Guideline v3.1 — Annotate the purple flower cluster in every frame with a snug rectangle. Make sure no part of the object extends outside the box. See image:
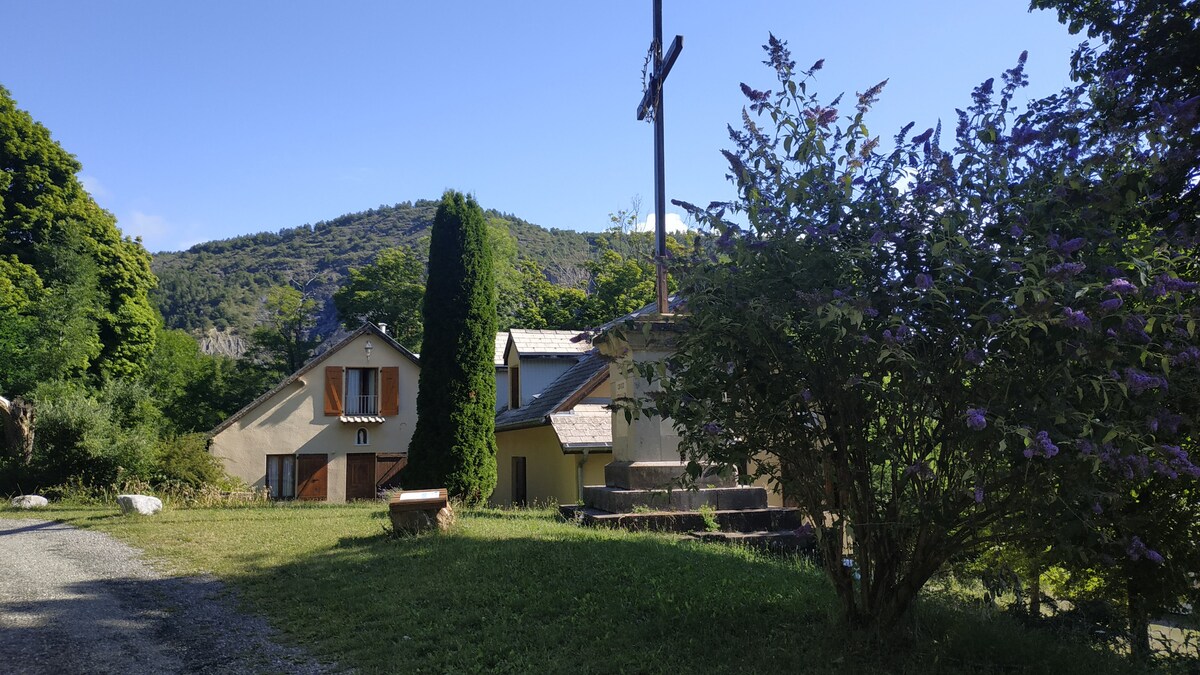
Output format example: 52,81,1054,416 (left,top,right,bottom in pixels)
1156,445,1200,479
1024,431,1059,459
703,422,722,436
1048,234,1086,256
973,485,985,504
1097,297,1123,313
882,324,912,345
1127,536,1165,565
1149,273,1199,297
915,273,933,290
1048,262,1085,279
1105,278,1138,295
965,408,987,431
964,348,985,366
1062,307,1092,330
1123,368,1168,395
1171,346,1200,367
